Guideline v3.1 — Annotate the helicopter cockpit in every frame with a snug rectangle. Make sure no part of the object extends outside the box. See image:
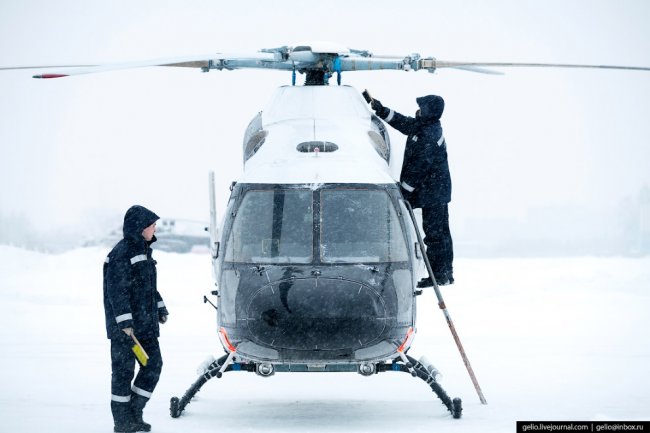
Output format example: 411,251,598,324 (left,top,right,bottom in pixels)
218,183,415,363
